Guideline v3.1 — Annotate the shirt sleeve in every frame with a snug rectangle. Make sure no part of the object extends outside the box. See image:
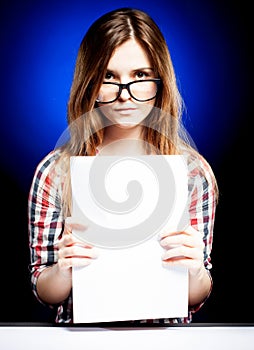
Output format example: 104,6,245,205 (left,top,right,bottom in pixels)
28,150,64,306
187,153,217,314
